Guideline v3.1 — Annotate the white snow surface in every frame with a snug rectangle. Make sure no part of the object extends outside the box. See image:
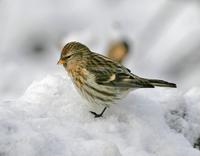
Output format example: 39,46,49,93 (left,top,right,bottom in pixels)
0,72,200,156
